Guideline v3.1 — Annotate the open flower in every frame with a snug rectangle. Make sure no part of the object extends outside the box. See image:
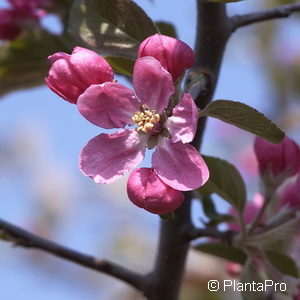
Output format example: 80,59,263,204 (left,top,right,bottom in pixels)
78,56,209,191
127,168,184,214
138,34,195,82
45,47,114,104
